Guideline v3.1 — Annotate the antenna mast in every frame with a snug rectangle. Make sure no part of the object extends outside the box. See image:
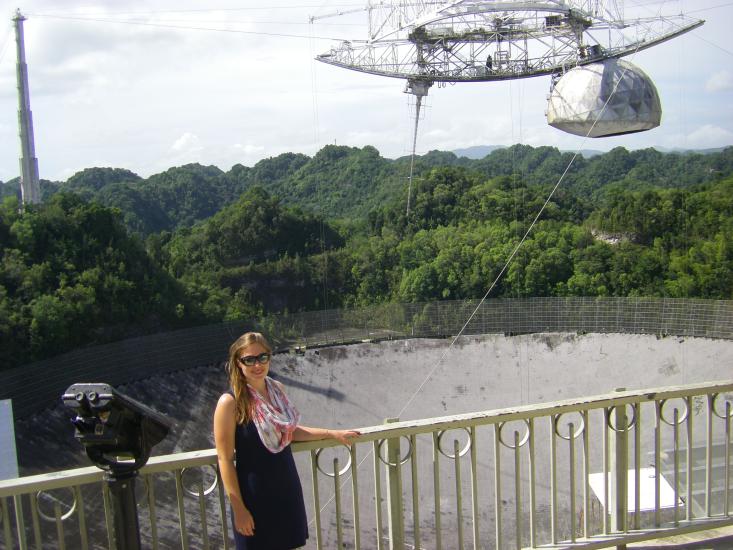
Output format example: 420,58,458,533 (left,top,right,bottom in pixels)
13,9,40,205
